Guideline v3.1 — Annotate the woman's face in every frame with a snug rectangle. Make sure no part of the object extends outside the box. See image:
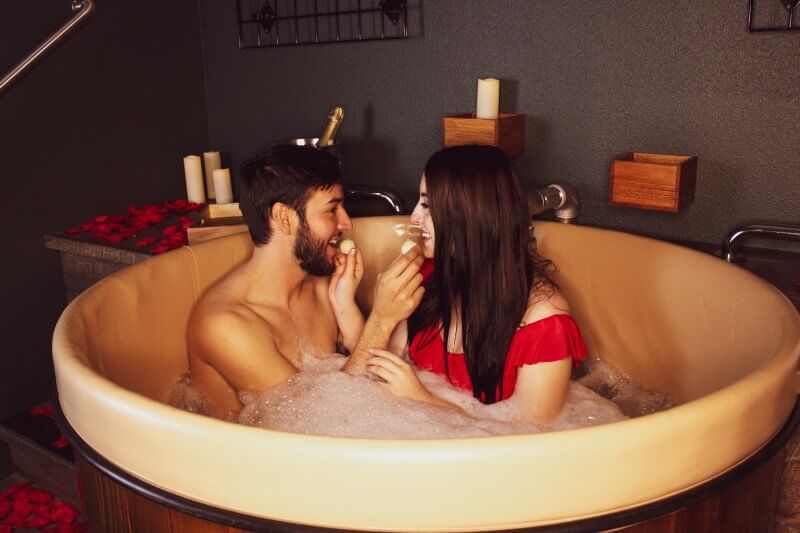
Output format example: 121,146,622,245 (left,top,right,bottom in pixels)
409,175,434,258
